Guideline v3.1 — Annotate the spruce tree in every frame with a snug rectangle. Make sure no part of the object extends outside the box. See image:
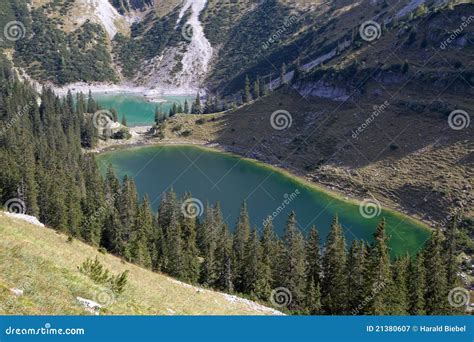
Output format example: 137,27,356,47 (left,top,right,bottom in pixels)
408,252,426,315
215,223,234,292
165,209,184,278
130,195,153,268
389,255,409,314
280,212,306,311
365,219,392,315
184,99,190,114
242,228,263,296
257,219,277,300
346,240,367,314
306,226,321,287
424,230,449,315
253,78,260,99
232,201,251,292
191,94,202,114
199,203,220,286
180,193,200,283
321,216,347,314
445,214,460,288
243,75,252,103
